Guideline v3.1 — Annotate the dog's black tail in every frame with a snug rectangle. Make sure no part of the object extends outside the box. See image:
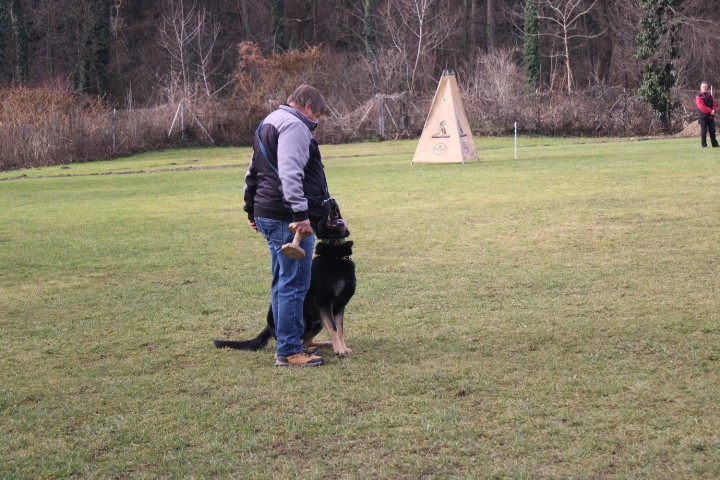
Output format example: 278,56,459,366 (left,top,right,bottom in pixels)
213,325,273,351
